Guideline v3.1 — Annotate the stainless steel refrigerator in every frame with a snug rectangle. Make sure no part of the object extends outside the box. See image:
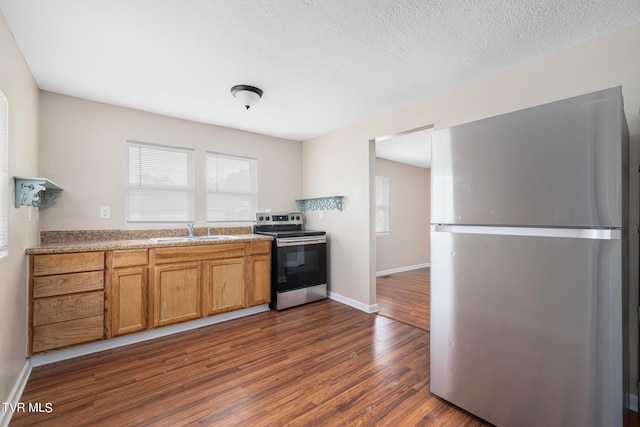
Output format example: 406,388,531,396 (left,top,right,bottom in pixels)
430,86,629,427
